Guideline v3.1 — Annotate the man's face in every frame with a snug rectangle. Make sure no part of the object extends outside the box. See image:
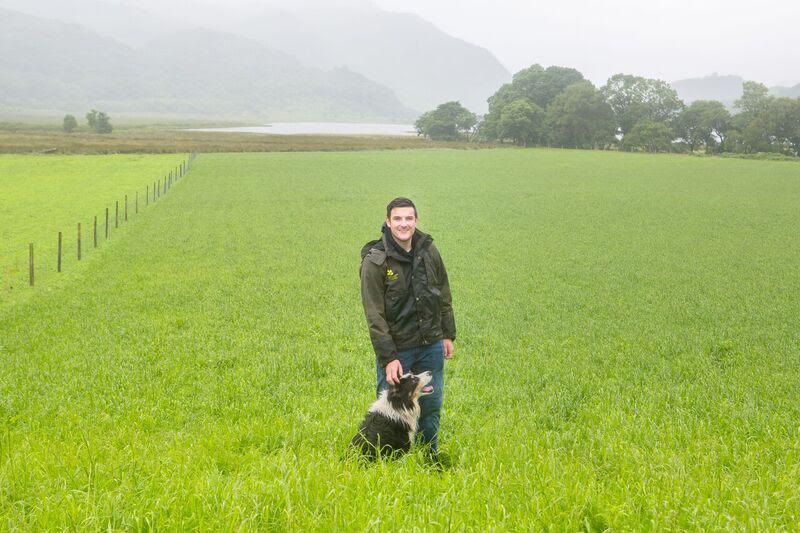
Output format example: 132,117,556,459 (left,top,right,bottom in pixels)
386,206,417,245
